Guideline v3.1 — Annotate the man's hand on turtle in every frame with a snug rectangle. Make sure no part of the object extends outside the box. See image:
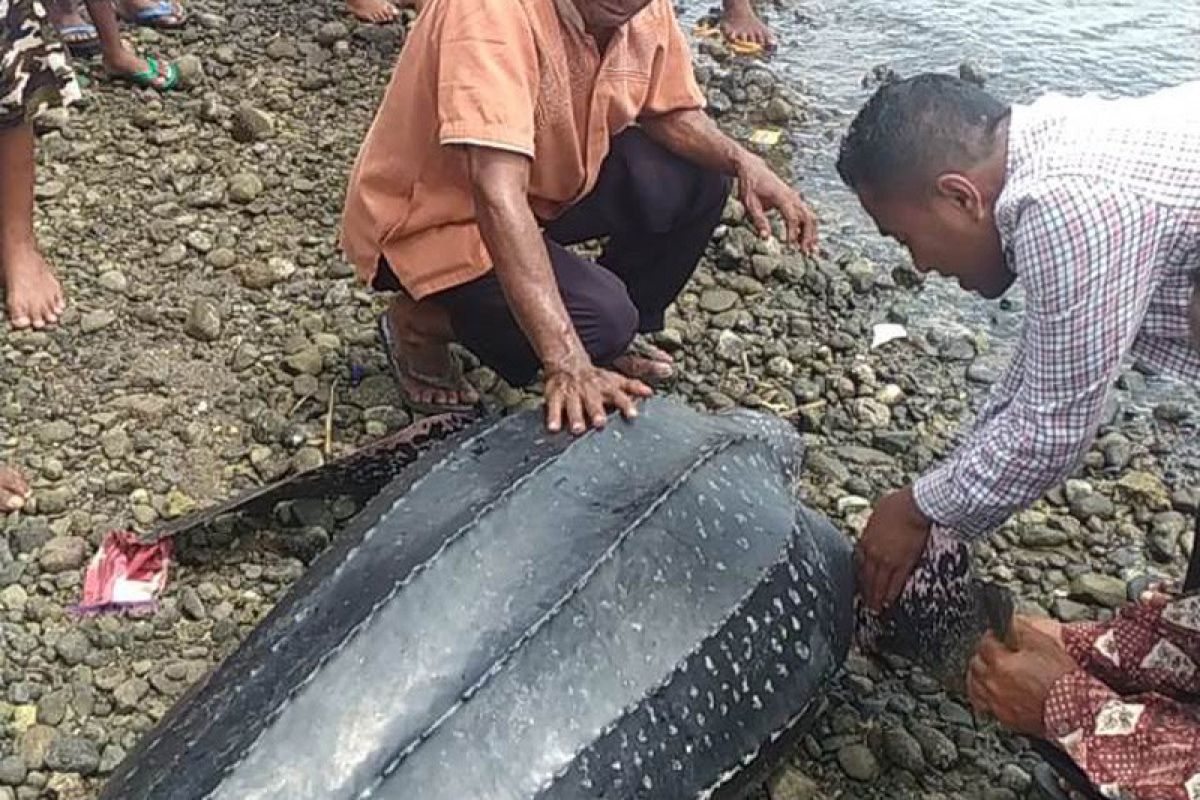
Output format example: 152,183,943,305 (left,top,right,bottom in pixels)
967,617,1078,738
735,154,818,255
544,354,652,435
856,485,932,613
